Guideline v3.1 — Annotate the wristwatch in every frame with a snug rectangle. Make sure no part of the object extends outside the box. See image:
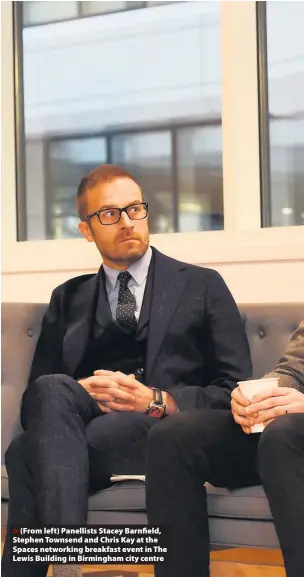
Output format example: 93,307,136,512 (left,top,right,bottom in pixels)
145,388,166,418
